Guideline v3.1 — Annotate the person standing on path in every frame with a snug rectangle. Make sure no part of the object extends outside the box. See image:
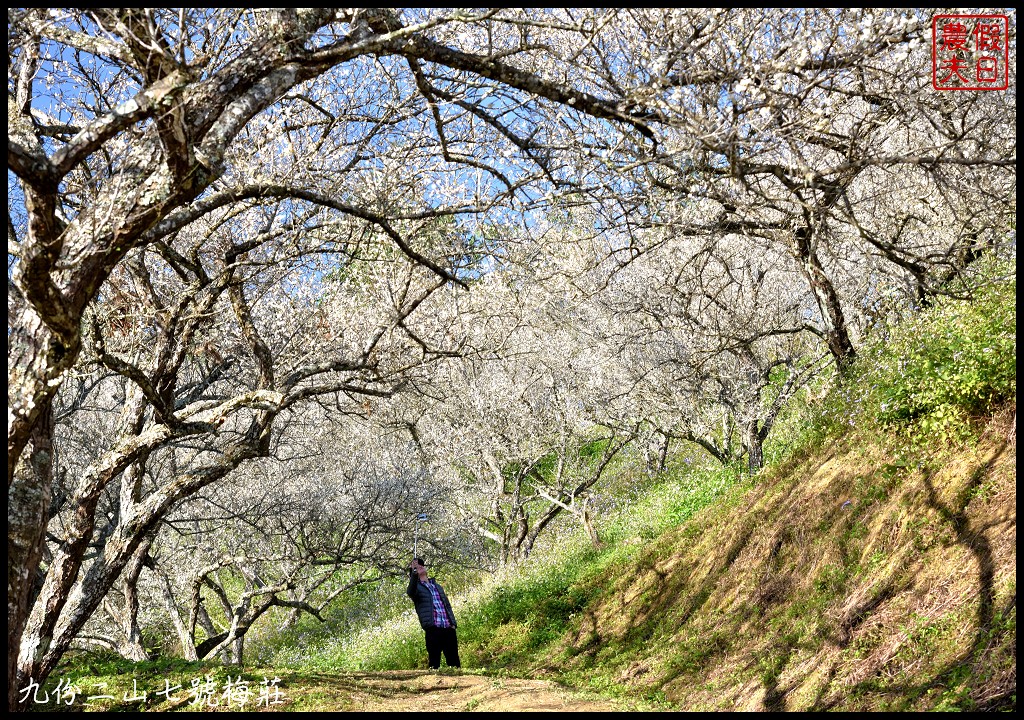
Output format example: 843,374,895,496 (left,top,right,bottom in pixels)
407,557,461,670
